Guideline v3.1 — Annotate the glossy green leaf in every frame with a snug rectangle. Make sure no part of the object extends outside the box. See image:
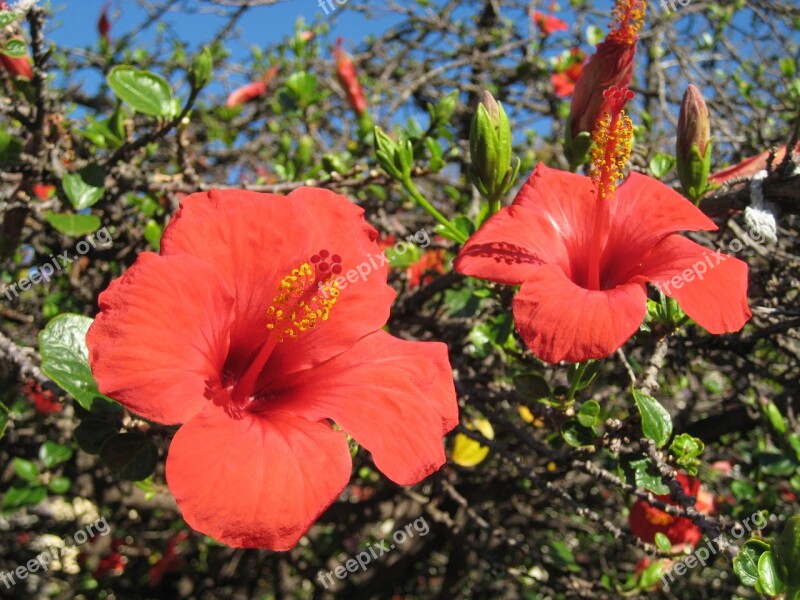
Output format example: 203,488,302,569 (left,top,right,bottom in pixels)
634,389,673,448
577,400,602,428
1,38,26,58
45,212,101,236
62,164,105,210
757,550,786,595
39,441,74,469
48,476,71,494
39,314,115,411
2,485,47,510
0,11,22,28
74,419,118,454
107,66,173,117
13,457,39,482
734,539,769,587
